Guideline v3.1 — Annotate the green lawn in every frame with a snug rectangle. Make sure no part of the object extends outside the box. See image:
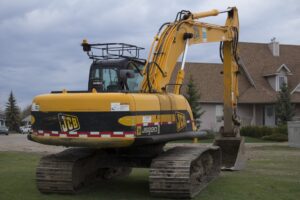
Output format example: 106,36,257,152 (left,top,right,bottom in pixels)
0,145,300,200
